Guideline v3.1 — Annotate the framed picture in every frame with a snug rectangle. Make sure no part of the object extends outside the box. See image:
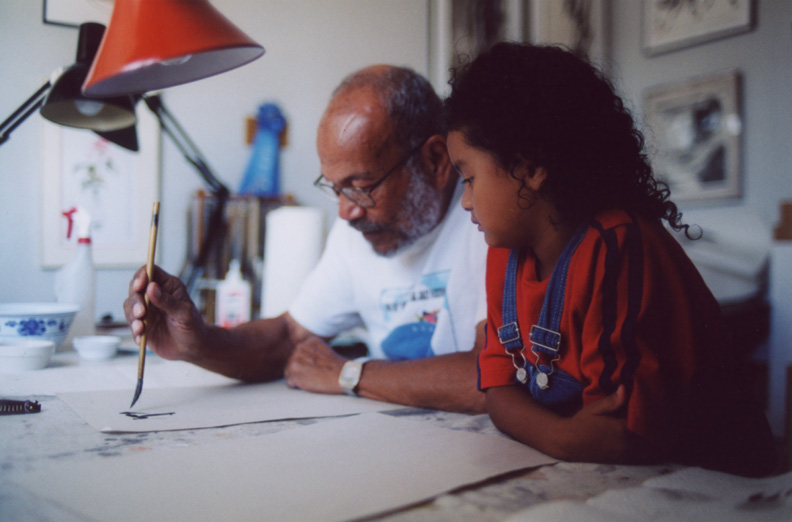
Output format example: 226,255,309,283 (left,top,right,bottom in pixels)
644,69,742,203
642,0,755,56
429,0,611,93
527,0,610,70
429,0,524,95
42,0,112,28
40,107,161,268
